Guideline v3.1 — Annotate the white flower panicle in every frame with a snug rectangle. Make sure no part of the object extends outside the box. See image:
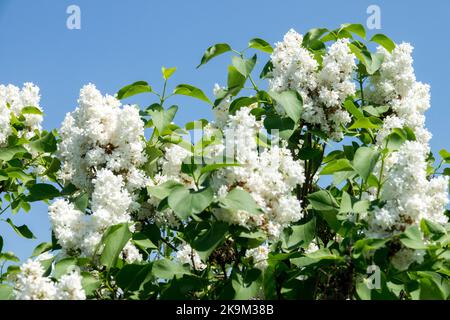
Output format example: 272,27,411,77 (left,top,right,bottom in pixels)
49,84,145,263
13,259,86,300
367,43,449,239
49,169,142,261
57,84,148,192
368,141,449,237
369,43,432,146
0,83,43,145
212,107,305,239
269,30,356,140
176,244,207,271
245,245,269,270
